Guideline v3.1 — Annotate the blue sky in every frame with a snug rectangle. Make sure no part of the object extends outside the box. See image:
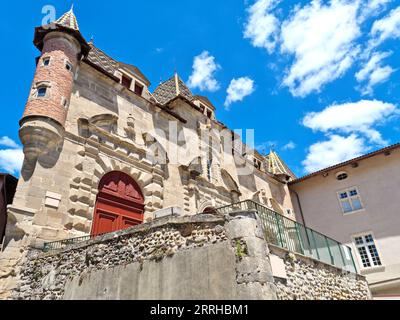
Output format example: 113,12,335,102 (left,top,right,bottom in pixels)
0,0,399,177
